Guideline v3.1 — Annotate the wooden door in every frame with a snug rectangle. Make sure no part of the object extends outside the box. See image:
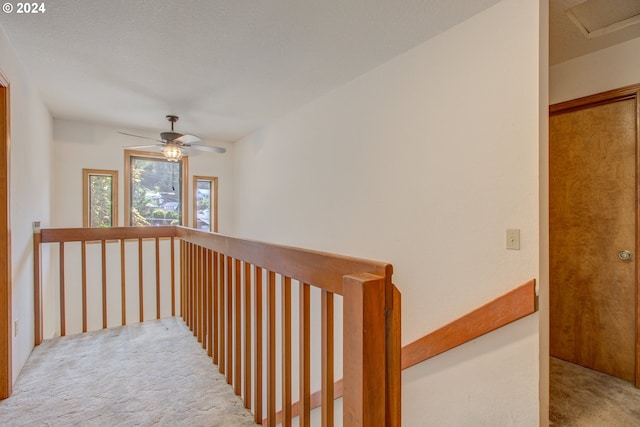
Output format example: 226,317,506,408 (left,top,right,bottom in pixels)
550,94,638,384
